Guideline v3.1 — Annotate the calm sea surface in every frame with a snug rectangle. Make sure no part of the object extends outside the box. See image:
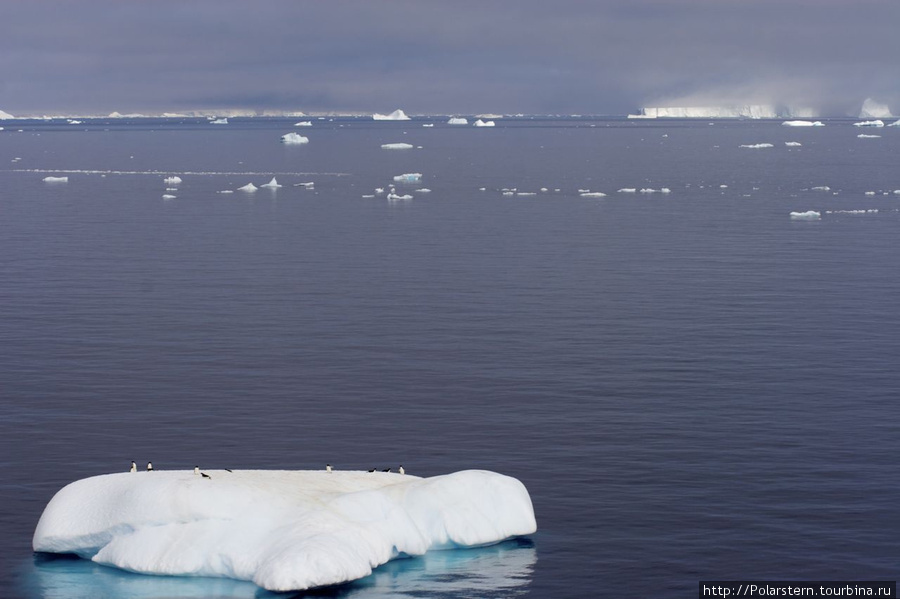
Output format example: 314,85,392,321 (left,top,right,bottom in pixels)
1,117,898,598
